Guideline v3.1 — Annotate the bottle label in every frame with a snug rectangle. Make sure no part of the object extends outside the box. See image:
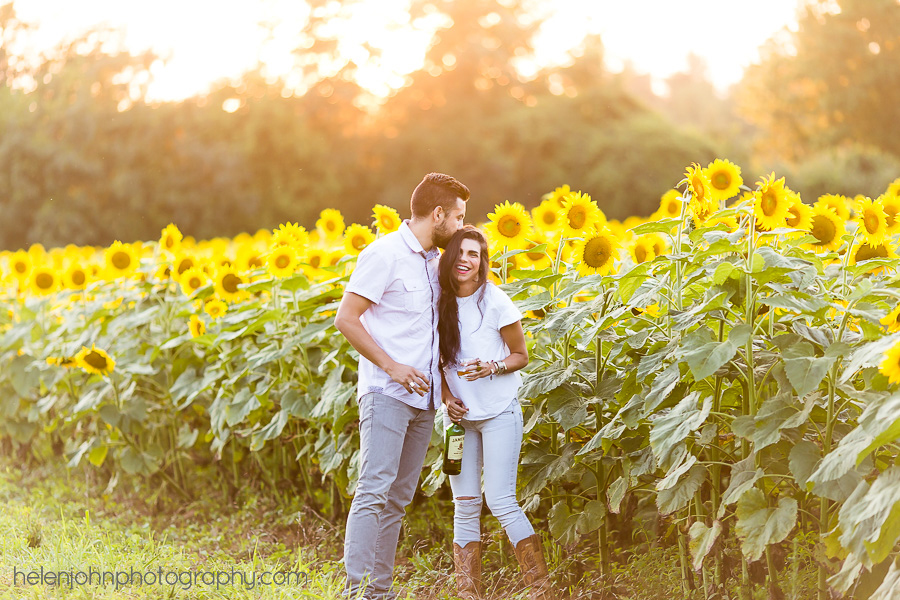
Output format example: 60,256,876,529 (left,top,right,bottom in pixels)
447,435,464,460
